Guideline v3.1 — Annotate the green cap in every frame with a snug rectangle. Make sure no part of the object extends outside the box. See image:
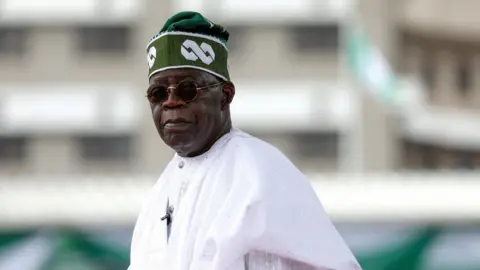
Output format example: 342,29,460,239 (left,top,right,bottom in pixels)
146,11,230,81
